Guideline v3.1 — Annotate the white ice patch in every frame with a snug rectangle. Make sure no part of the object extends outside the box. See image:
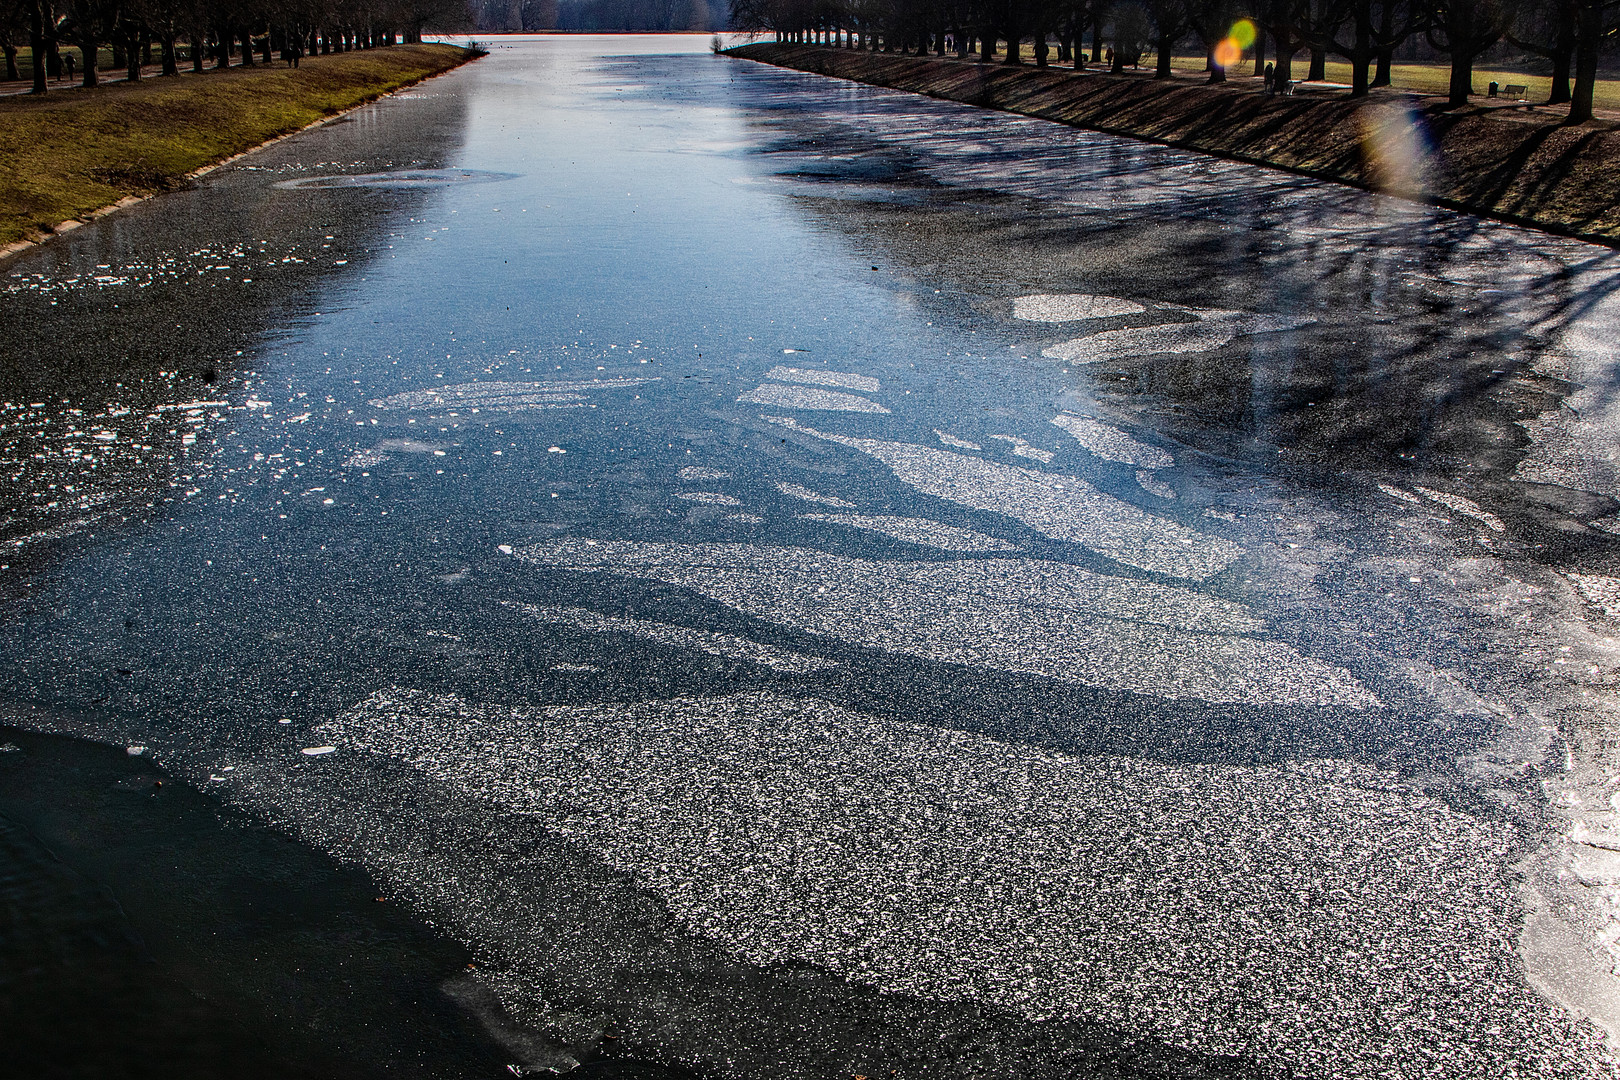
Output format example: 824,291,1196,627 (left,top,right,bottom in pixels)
988,435,1055,463
775,482,856,508
764,366,881,393
1414,486,1506,532
505,601,837,673
798,513,1017,552
765,417,1241,580
1052,414,1174,469
674,491,743,506
513,540,1373,707
678,466,731,481
368,379,656,414
1011,293,1146,322
934,429,981,451
1569,574,1620,620
1377,482,1423,505
343,448,389,469
1043,314,1307,365
738,384,889,414
322,688,1519,1077
1136,471,1176,499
